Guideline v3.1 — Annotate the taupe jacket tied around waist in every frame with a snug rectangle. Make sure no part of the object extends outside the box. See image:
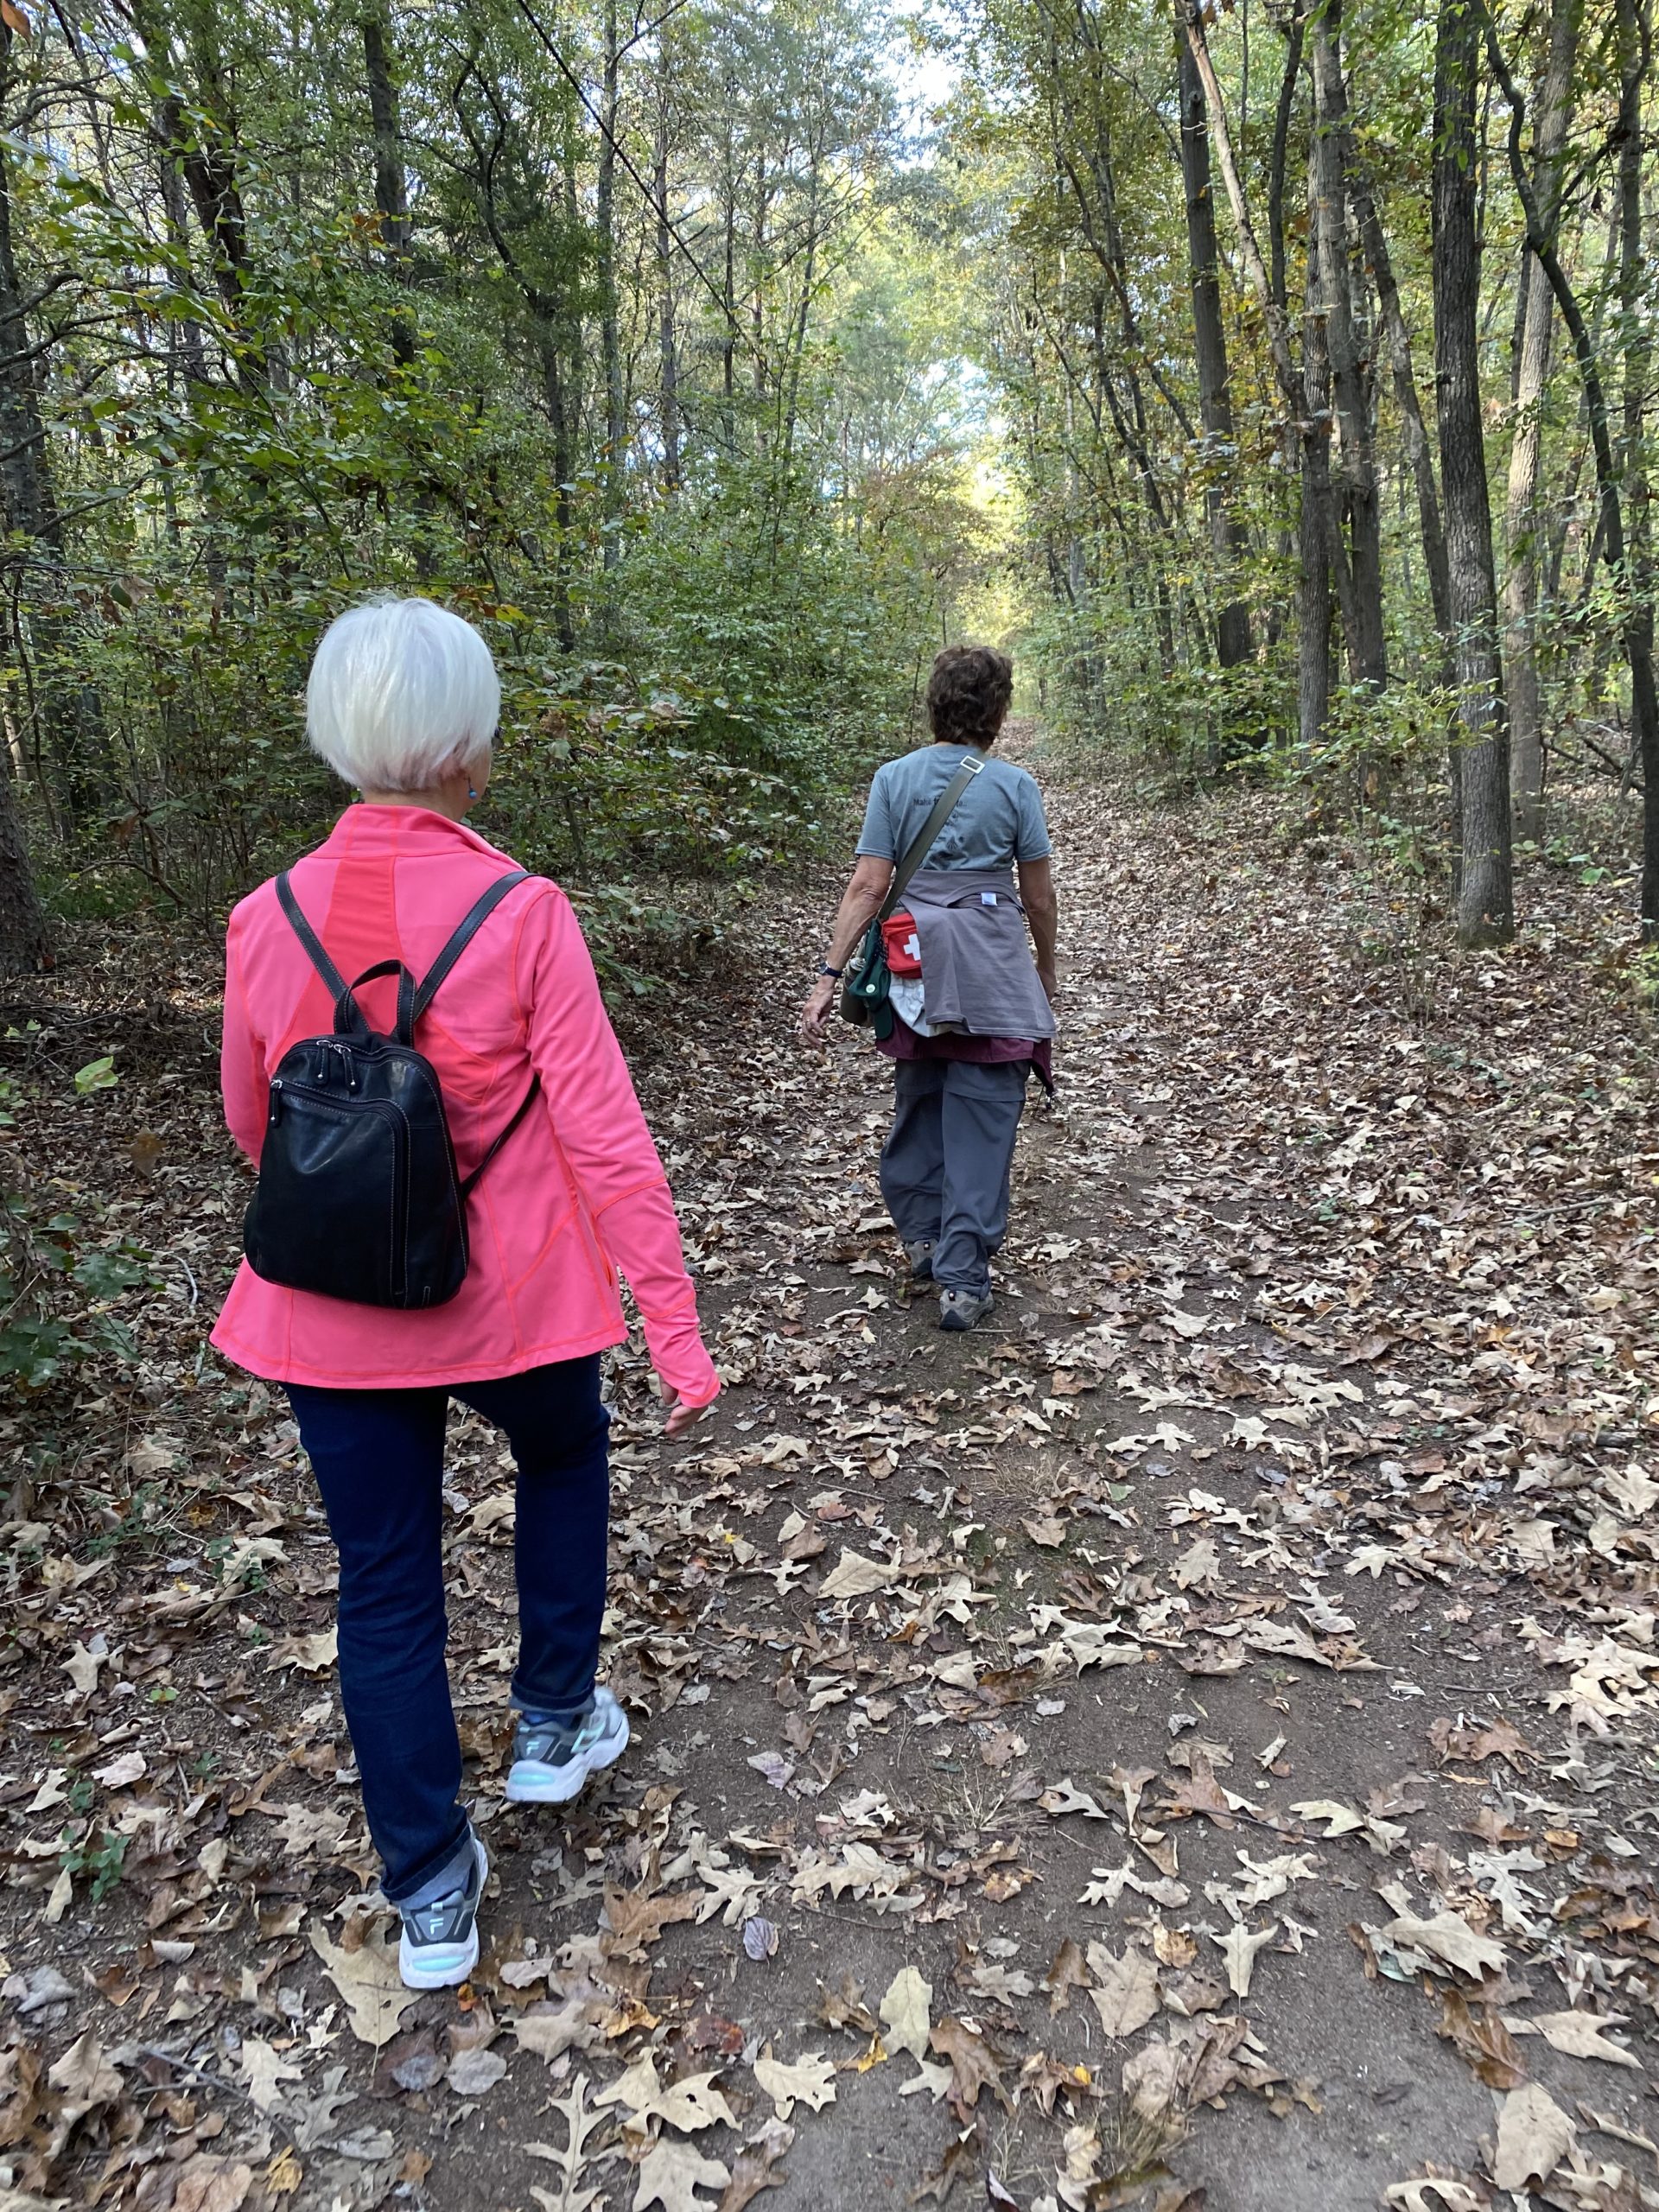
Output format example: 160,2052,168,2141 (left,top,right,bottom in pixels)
904,868,1056,1041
